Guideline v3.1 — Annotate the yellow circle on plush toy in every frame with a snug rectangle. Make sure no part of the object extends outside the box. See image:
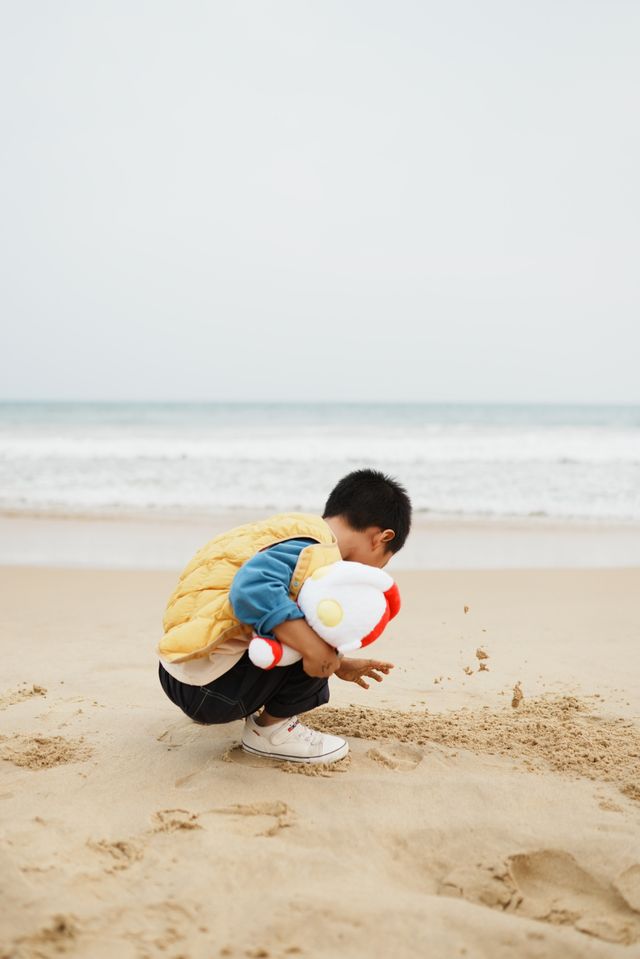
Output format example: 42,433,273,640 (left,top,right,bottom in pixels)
316,599,343,627
312,565,332,581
